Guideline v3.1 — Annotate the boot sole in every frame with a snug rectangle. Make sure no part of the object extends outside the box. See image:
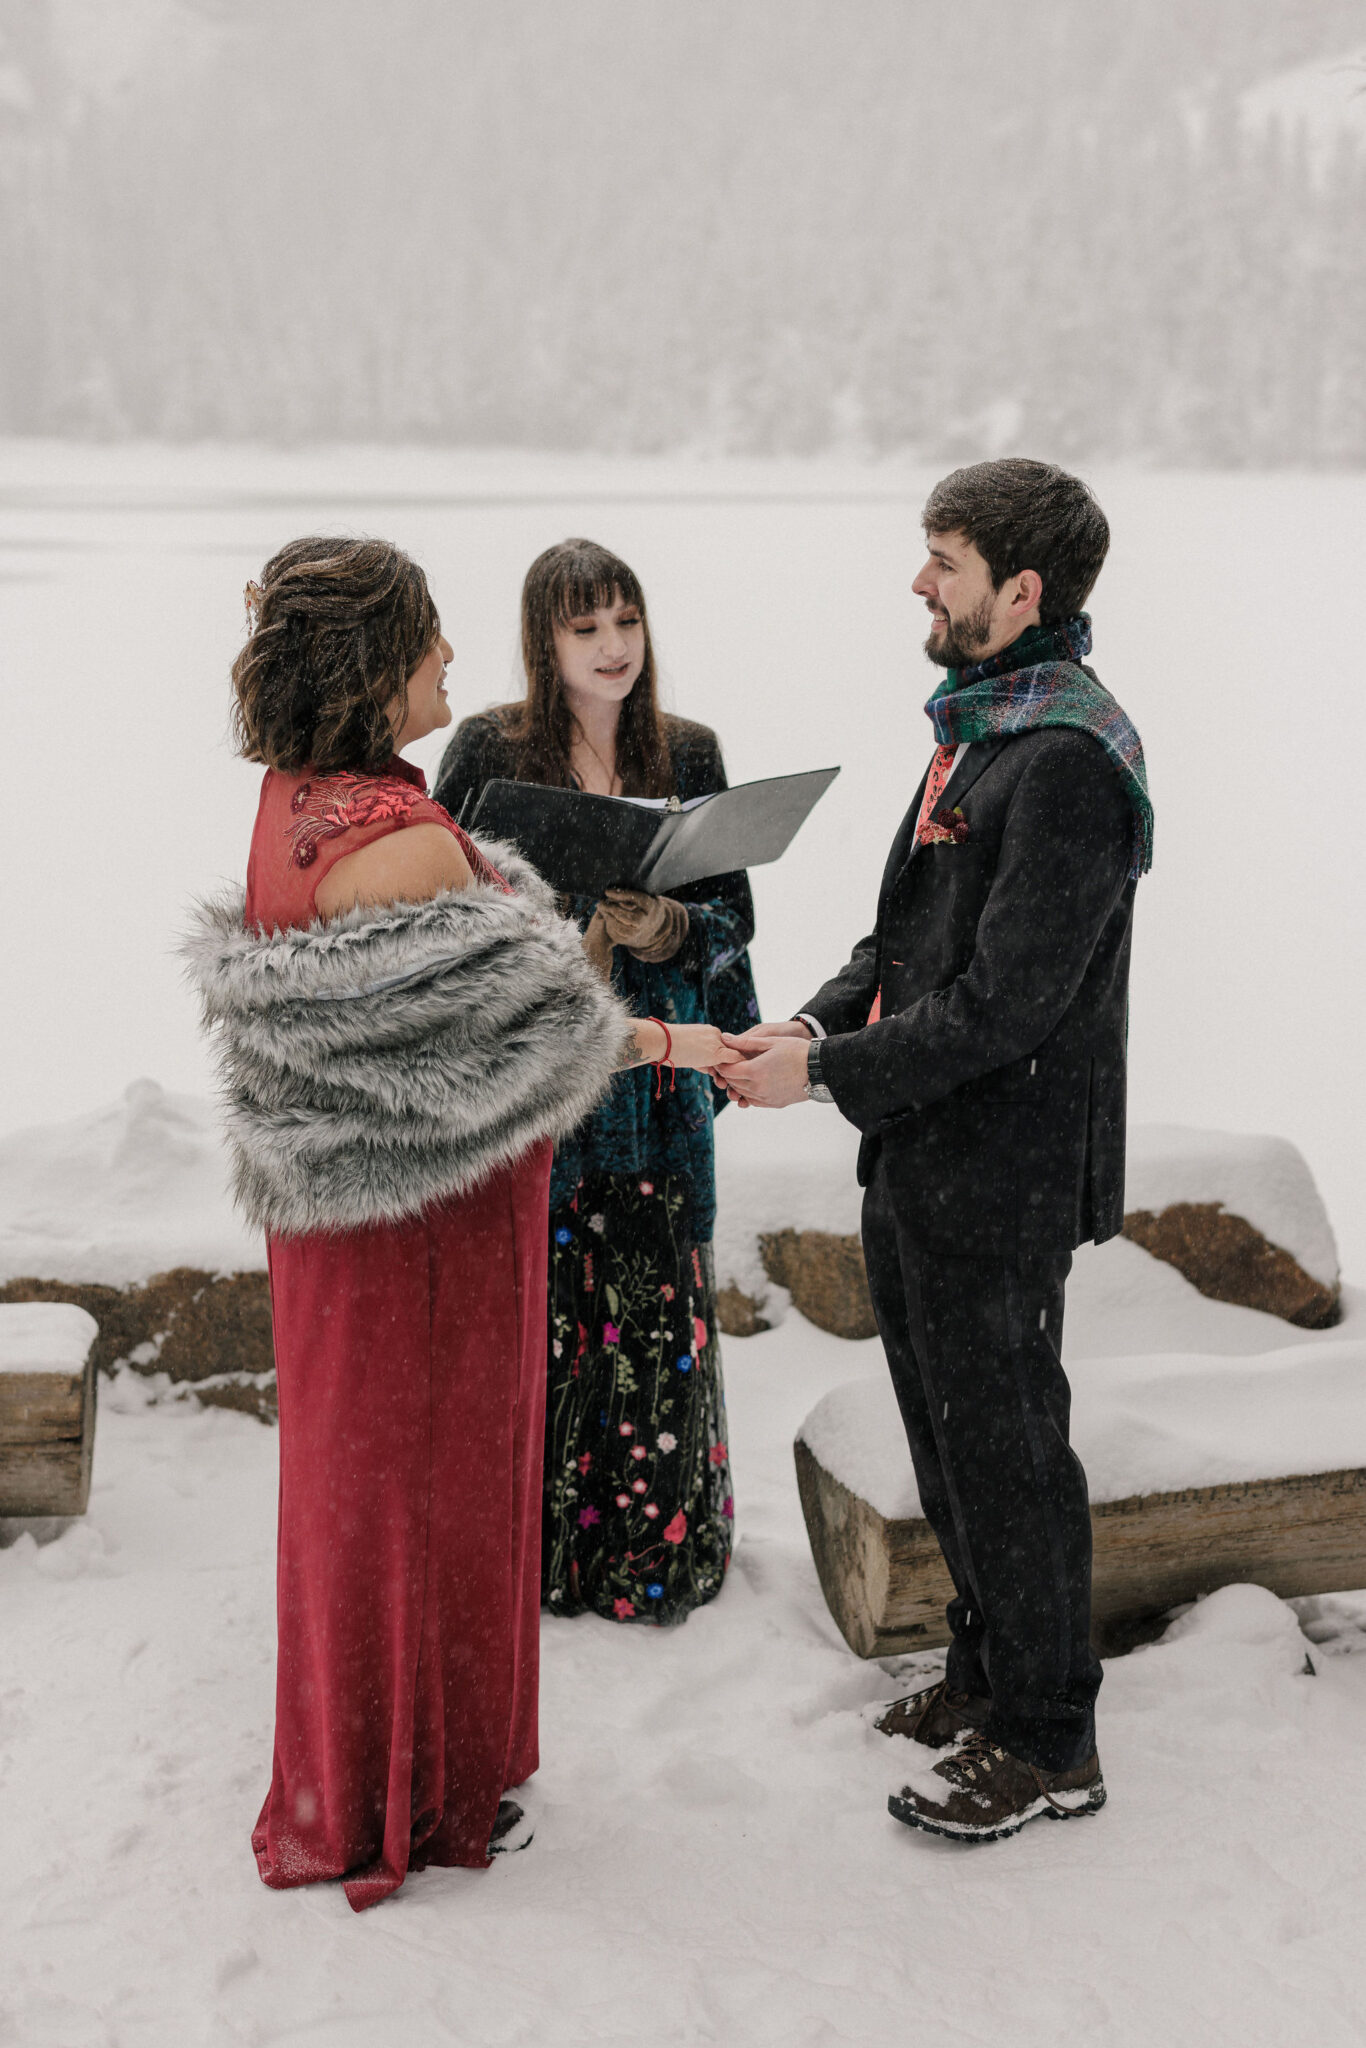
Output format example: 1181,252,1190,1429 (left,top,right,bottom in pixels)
488,1821,535,1856
887,1779,1106,1844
